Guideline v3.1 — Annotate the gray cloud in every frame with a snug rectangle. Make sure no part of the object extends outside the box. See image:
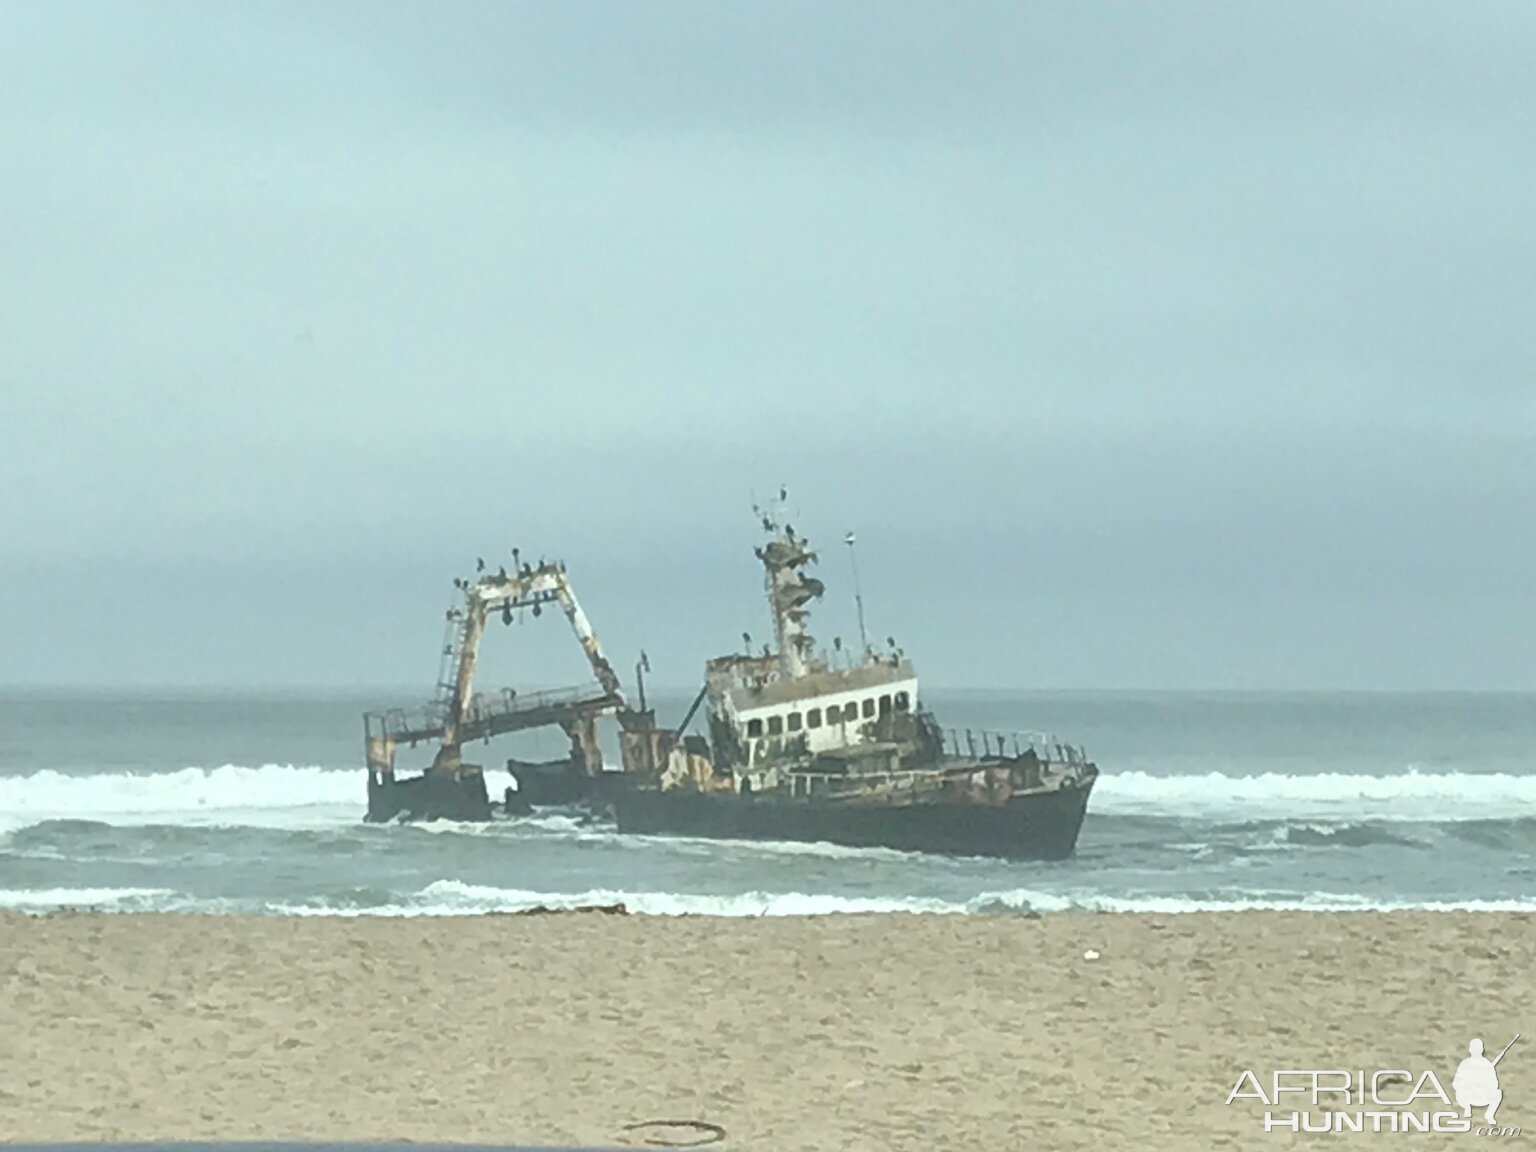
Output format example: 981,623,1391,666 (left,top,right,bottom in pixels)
3,1,1534,692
